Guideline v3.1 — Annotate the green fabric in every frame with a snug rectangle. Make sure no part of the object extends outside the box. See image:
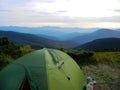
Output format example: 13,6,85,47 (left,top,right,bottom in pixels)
15,50,48,90
46,48,86,90
0,48,86,90
0,50,48,90
0,64,25,90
